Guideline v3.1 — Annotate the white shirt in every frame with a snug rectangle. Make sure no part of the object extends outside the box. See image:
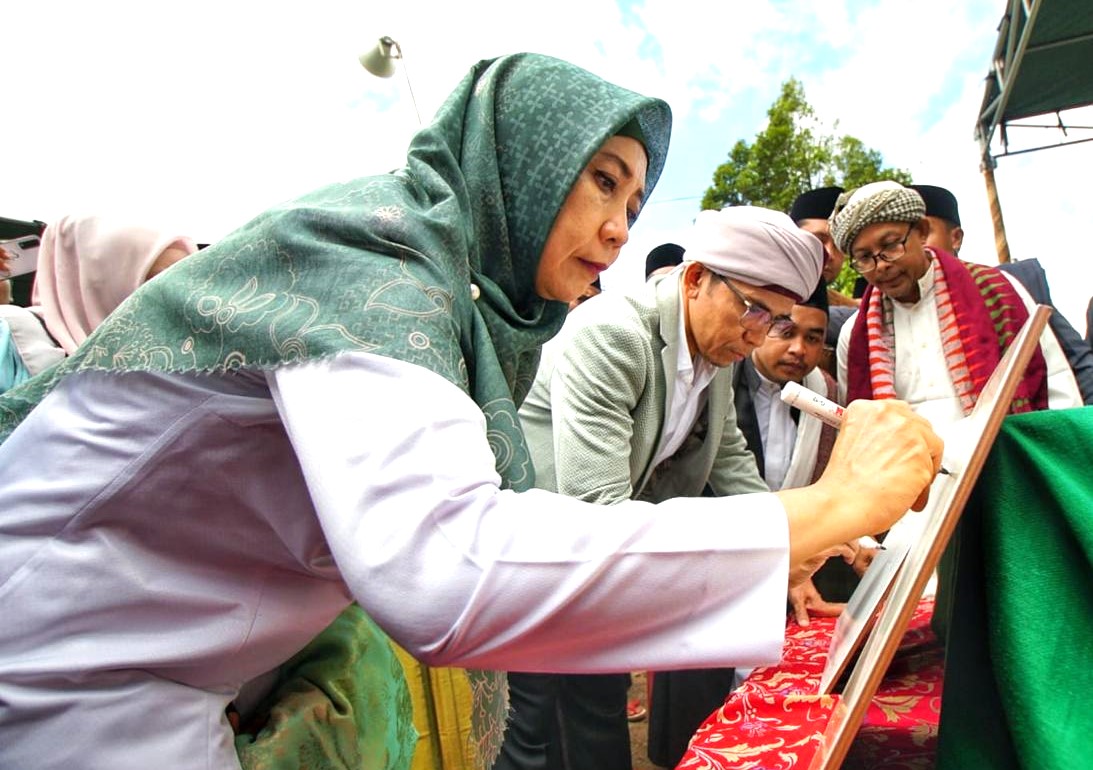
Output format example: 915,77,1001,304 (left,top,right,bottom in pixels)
0,352,789,768
752,367,796,491
779,367,830,491
651,289,719,468
836,261,1082,427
